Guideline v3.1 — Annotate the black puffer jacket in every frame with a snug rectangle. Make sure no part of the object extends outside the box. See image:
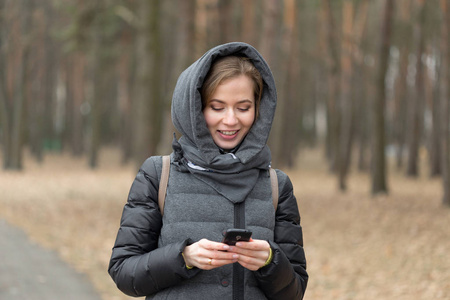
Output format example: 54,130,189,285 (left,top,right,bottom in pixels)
108,42,308,299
